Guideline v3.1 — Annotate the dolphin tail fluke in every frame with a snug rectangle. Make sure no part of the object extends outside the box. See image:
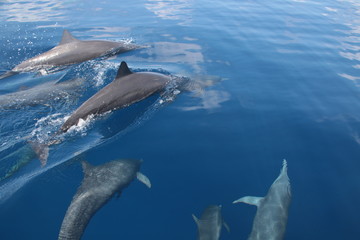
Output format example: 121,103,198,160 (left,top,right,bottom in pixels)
28,141,49,167
0,71,18,80
0,145,37,182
